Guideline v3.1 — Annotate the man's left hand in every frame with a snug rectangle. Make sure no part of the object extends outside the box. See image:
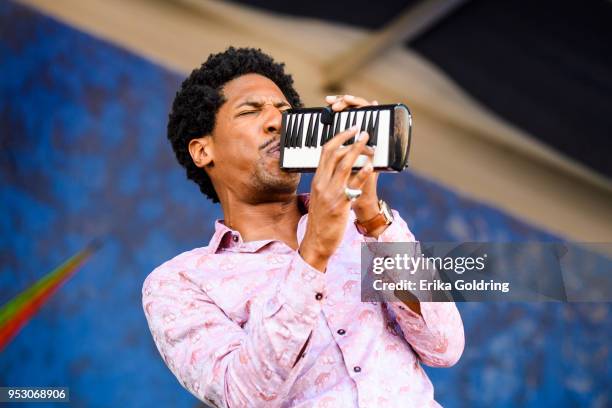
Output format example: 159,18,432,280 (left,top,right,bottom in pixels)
326,94,383,236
